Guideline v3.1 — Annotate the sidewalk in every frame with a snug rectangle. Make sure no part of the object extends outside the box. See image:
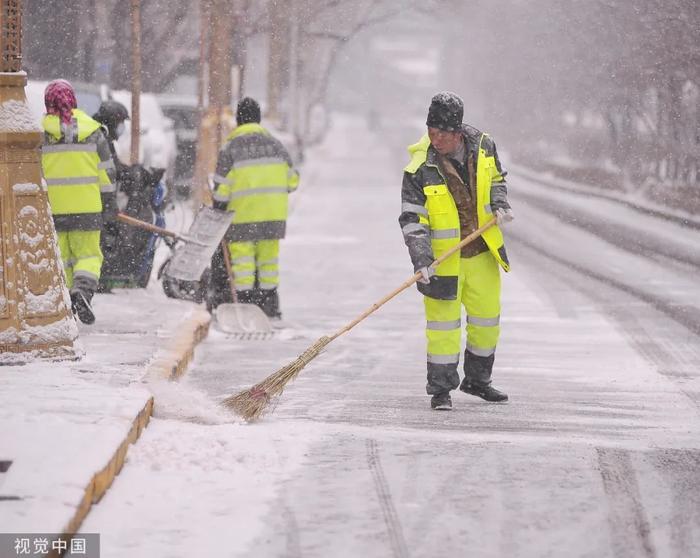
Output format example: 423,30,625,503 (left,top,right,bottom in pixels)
0,288,210,536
